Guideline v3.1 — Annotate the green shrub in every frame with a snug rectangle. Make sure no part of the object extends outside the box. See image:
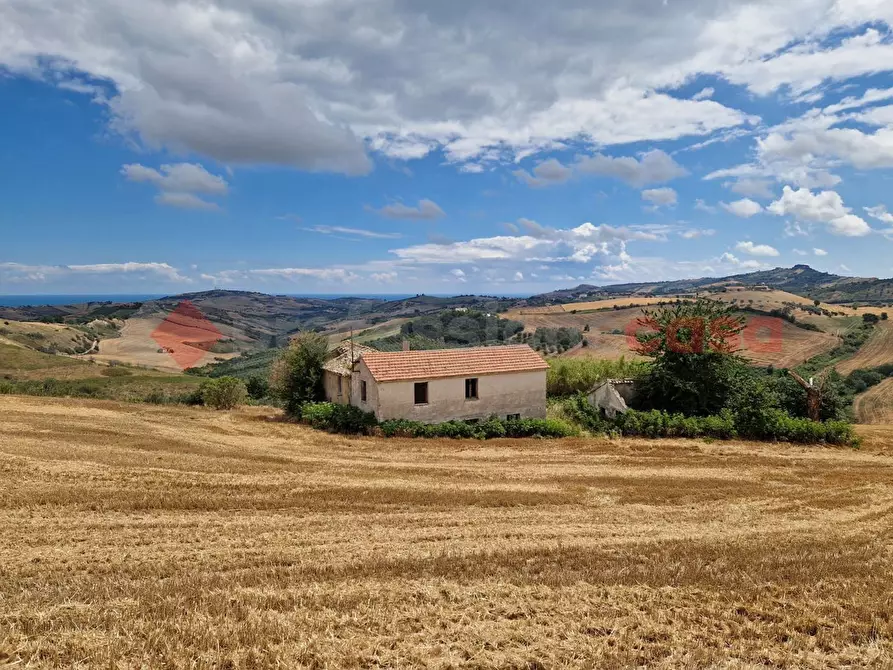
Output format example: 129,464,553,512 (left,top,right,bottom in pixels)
300,402,377,434
100,366,132,377
547,357,648,397
200,376,248,410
